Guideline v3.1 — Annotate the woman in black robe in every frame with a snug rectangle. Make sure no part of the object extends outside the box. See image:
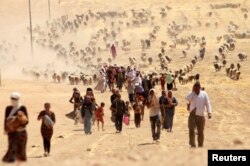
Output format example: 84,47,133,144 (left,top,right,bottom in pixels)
2,92,29,163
